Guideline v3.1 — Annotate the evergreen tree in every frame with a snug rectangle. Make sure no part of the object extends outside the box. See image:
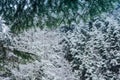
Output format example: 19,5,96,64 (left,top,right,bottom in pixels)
0,18,39,79
0,0,119,32
61,15,120,79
